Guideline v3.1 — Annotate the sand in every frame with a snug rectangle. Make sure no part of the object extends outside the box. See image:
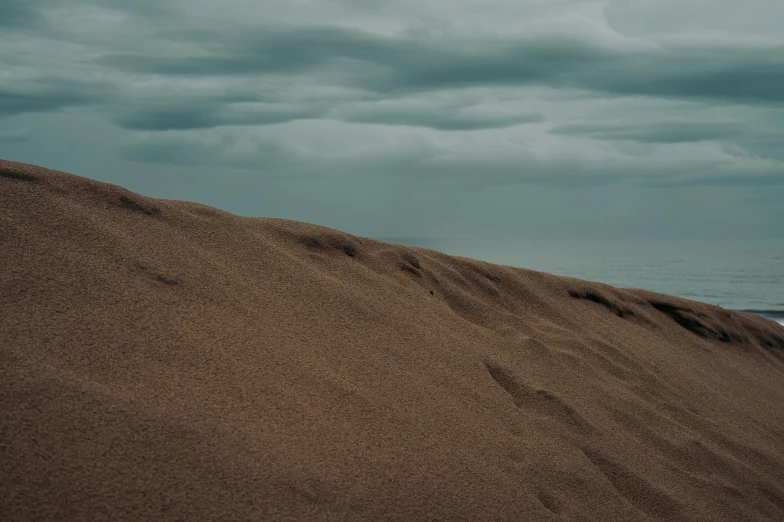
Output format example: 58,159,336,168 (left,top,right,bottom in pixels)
2,158,784,521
